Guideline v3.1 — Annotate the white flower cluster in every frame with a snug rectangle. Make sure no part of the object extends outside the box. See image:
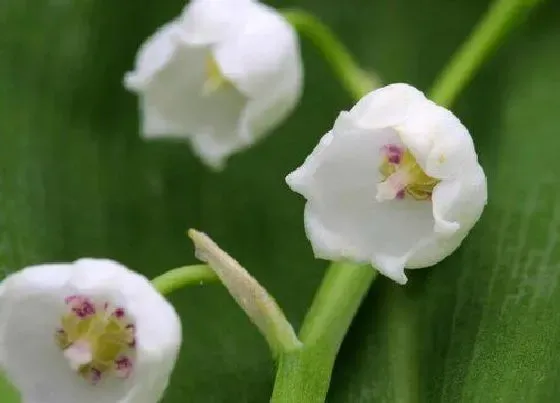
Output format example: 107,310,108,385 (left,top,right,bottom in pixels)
123,0,486,286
